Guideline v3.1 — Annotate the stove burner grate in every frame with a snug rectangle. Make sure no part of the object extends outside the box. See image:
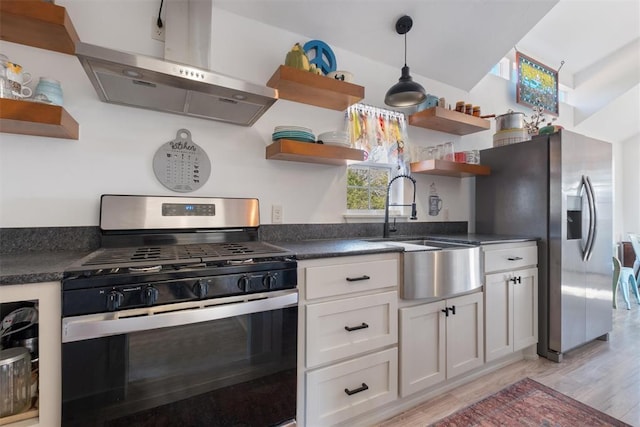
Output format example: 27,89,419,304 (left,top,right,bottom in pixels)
80,241,286,267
